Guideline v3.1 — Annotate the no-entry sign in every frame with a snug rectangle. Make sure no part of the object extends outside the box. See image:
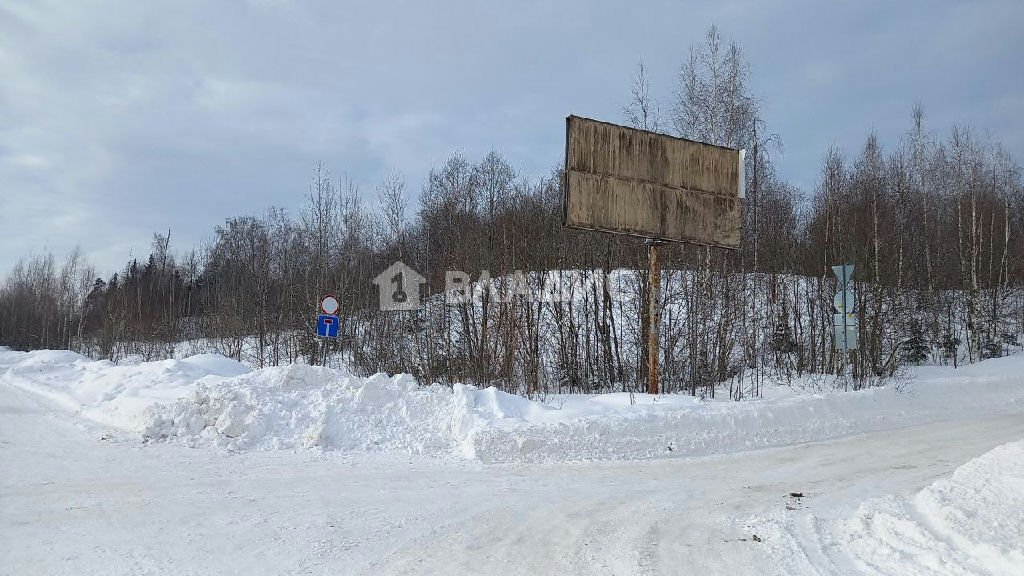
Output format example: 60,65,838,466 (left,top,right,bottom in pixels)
320,294,340,315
